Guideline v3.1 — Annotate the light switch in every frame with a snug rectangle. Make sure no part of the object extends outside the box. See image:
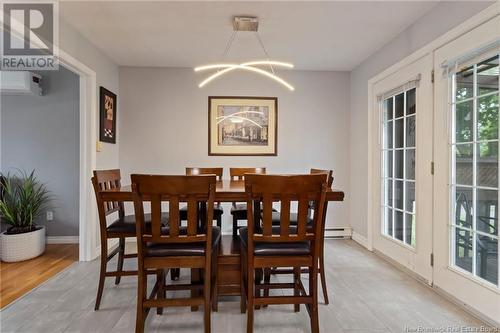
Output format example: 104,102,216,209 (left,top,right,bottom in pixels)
96,141,103,152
